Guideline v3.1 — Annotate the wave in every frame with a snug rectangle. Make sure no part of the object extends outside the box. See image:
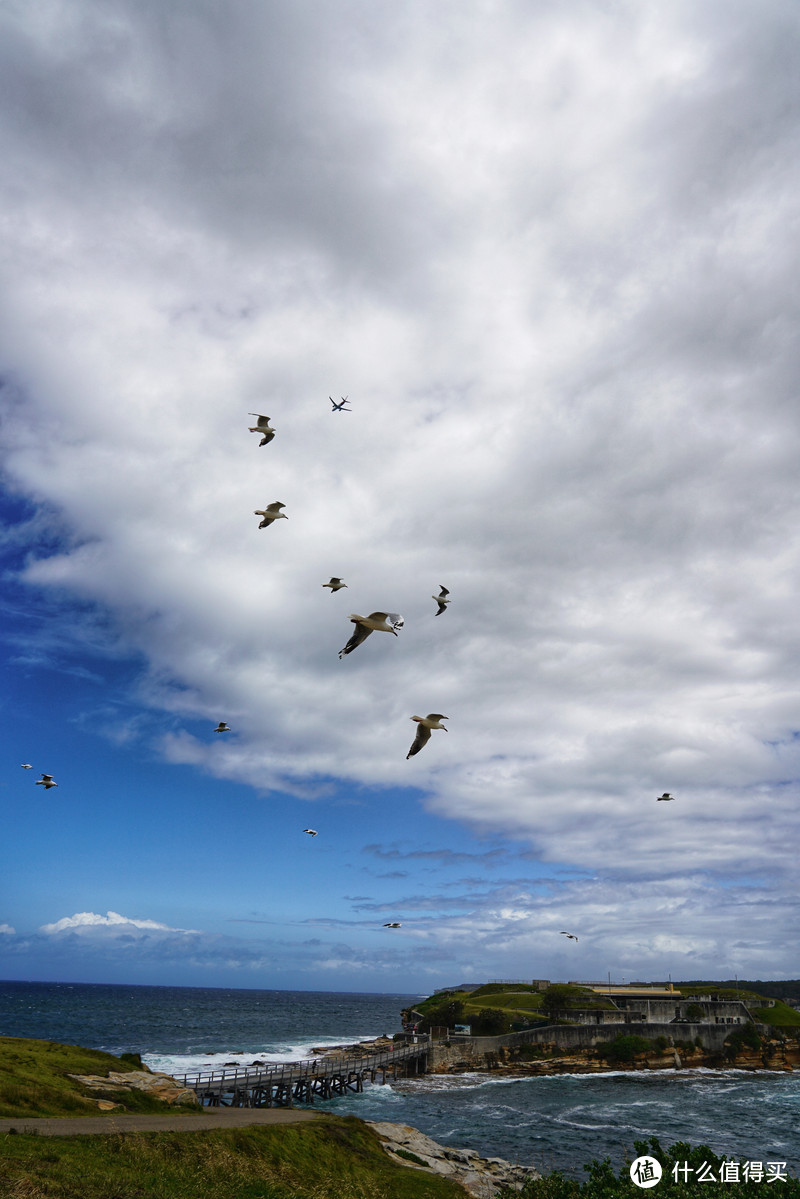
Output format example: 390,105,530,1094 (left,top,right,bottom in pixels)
143,1033,385,1076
